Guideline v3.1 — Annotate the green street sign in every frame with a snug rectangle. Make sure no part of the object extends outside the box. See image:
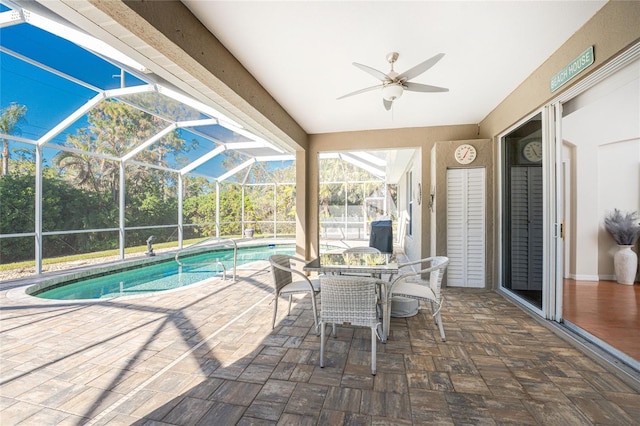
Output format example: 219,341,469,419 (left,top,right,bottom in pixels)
551,46,594,92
